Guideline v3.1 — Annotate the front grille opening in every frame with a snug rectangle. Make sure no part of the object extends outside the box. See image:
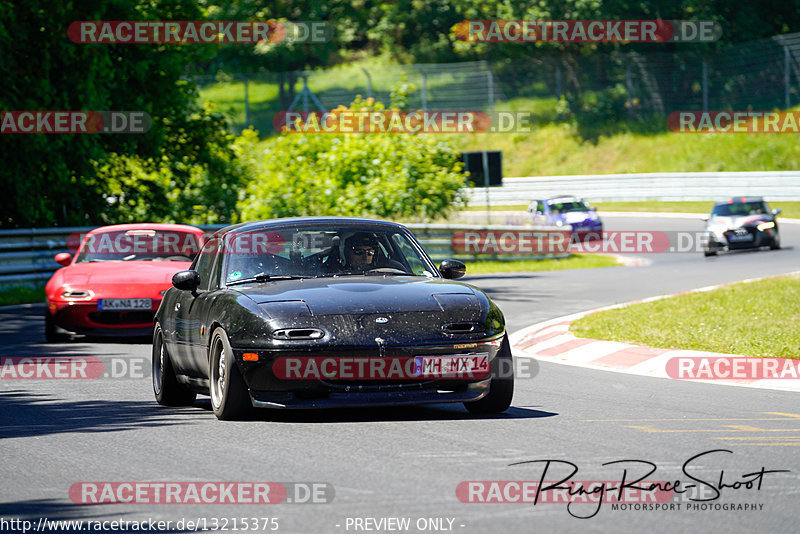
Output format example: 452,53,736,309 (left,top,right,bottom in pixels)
443,322,482,334
88,311,153,325
273,328,325,340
